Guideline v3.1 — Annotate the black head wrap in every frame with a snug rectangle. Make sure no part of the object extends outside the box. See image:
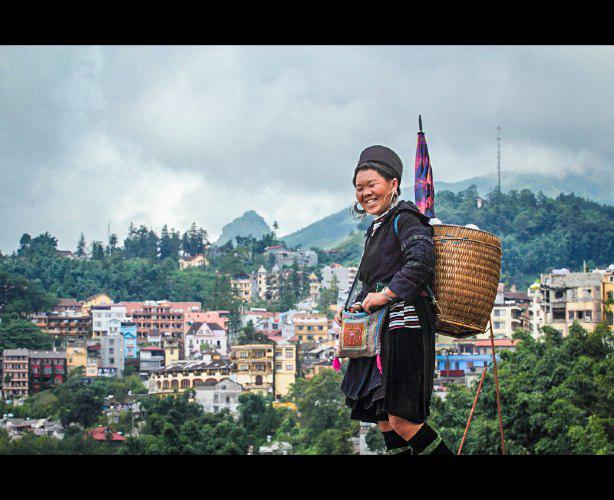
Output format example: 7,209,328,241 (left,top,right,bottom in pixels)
353,145,403,191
